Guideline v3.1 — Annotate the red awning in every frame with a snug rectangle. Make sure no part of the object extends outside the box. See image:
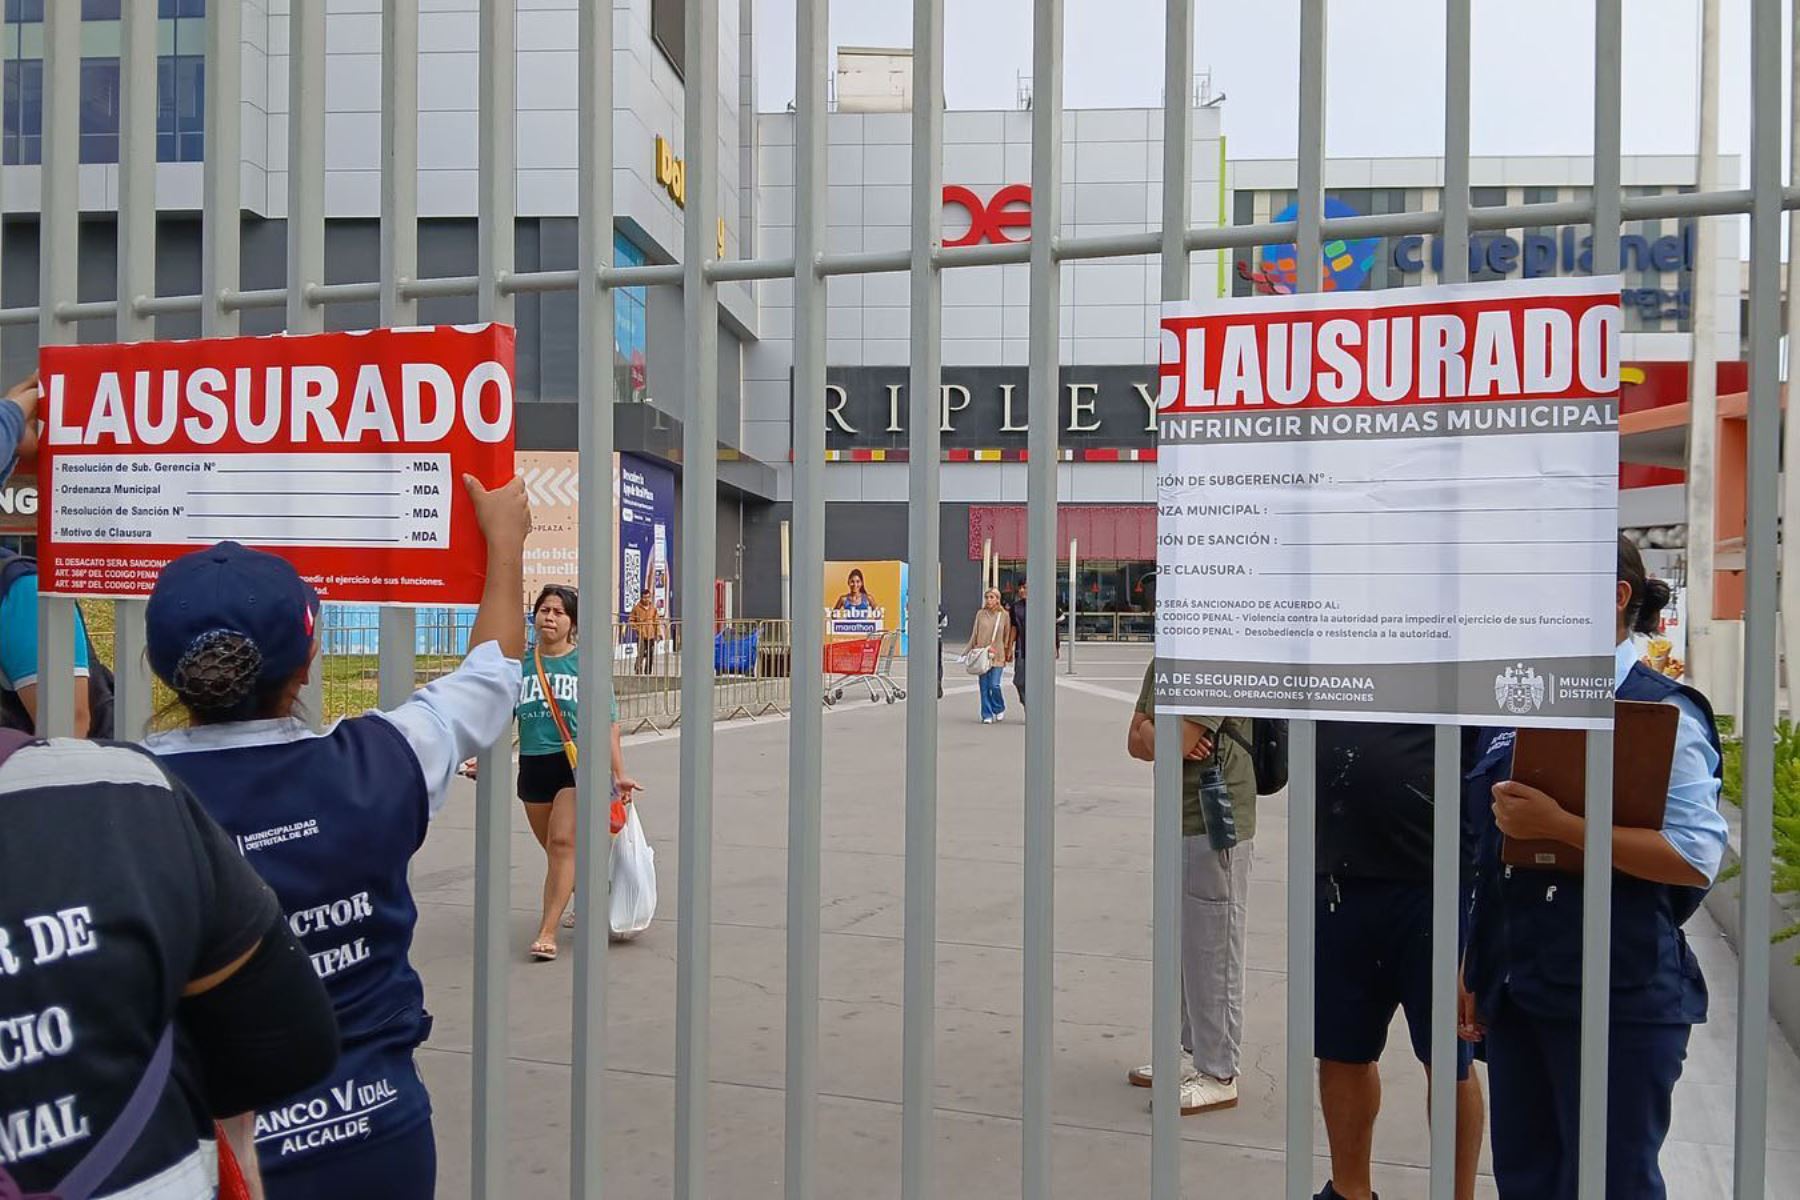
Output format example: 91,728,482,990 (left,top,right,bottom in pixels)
967,505,1155,561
